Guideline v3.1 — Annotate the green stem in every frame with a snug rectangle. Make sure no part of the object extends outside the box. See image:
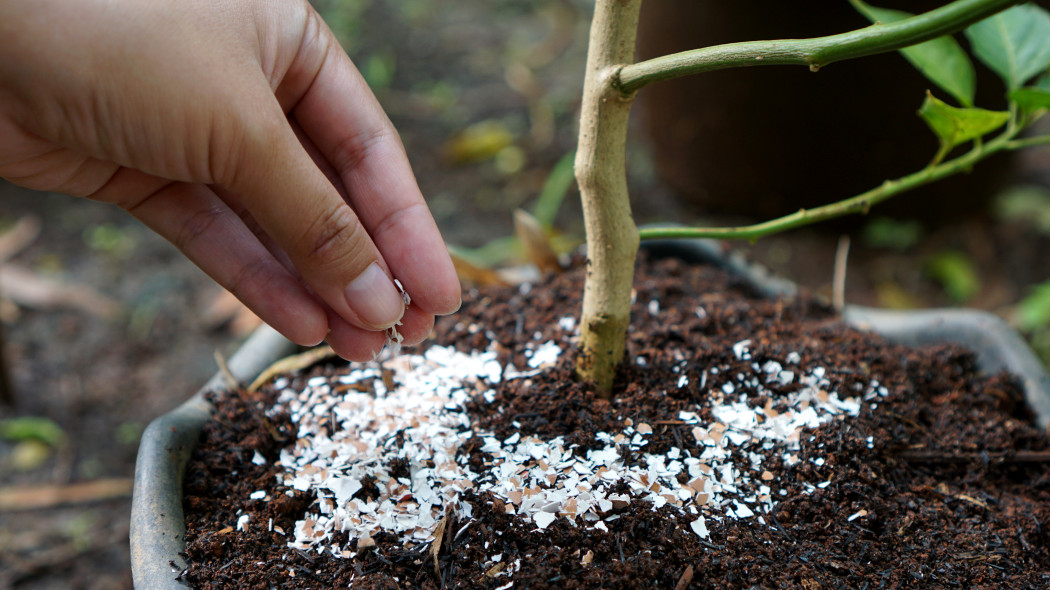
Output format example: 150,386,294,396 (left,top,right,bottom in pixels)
639,129,1031,243
617,0,1022,95
1005,134,1050,150
929,142,952,167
